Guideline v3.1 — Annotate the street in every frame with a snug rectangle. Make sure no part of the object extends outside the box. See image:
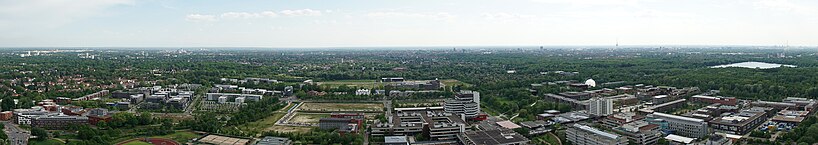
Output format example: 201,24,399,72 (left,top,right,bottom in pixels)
3,121,30,145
